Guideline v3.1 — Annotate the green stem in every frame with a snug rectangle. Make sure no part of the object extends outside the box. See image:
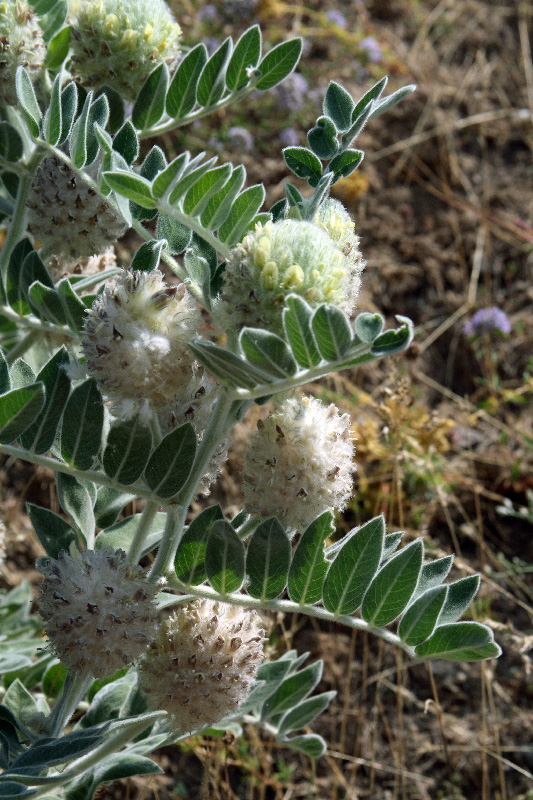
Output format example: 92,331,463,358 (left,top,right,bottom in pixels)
0,148,45,282
157,199,232,261
148,392,235,581
44,671,93,737
235,515,260,540
127,500,159,565
0,304,79,339
5,329,40,365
